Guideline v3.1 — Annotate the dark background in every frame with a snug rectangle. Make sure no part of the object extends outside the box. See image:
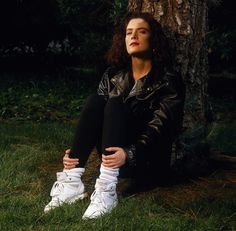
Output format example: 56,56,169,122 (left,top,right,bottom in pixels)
0,0,235,121
0,0,127,79
0,0,235,77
